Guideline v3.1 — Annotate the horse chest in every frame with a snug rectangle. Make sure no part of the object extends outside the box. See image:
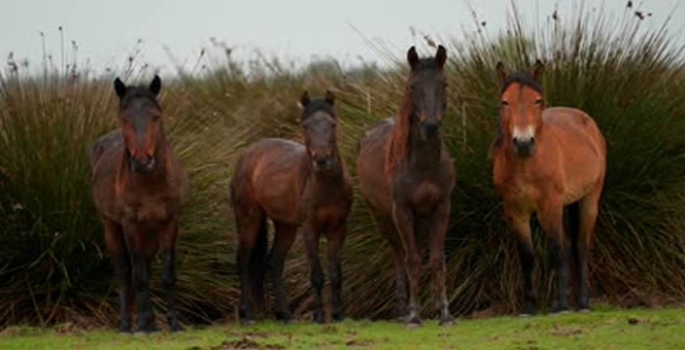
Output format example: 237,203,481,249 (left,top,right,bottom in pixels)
494,172,537,208
122,196,172,224
411,181,442,215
